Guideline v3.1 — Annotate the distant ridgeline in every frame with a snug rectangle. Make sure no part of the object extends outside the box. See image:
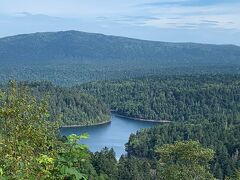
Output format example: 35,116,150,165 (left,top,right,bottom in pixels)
0,31,240,85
